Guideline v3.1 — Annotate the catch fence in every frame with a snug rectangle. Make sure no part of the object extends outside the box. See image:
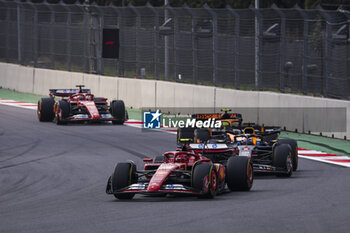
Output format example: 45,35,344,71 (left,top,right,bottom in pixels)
0,0,349,100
